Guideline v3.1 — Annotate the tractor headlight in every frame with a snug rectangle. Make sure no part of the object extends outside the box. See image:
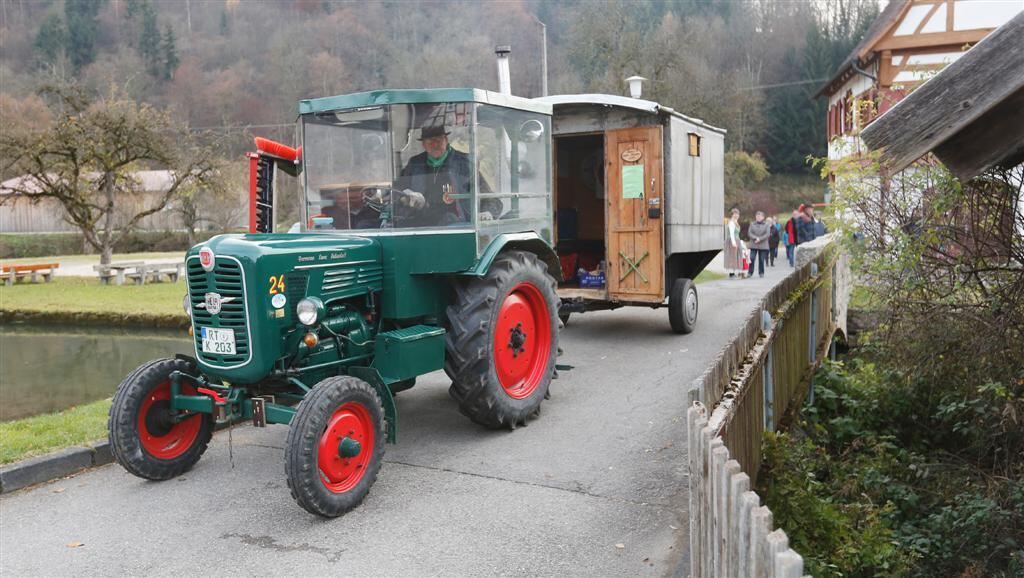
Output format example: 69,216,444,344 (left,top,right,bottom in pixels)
182,294,192,317
296,297,324,326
